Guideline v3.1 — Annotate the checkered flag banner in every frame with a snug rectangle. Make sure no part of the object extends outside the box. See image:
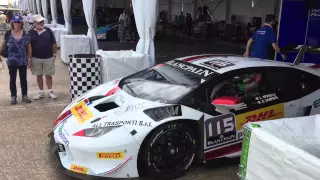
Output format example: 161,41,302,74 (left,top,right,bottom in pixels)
68,54,101,101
